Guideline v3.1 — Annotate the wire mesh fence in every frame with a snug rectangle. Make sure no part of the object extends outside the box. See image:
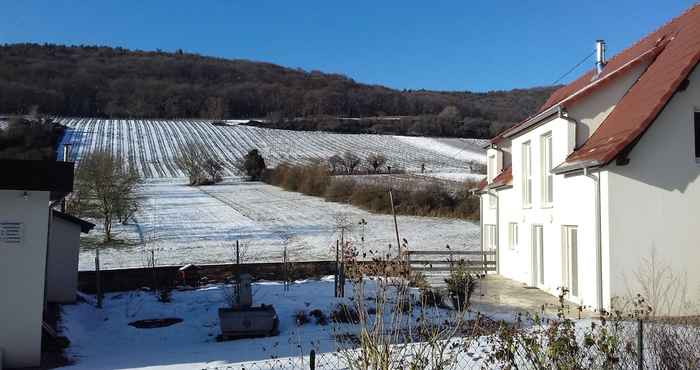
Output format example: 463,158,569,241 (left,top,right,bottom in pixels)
205,316,700,370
